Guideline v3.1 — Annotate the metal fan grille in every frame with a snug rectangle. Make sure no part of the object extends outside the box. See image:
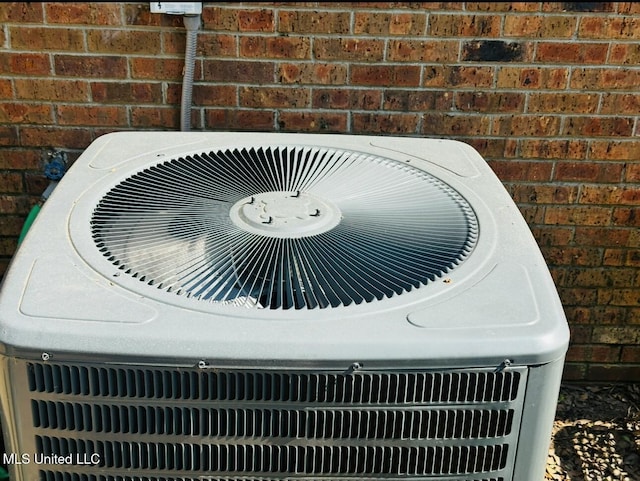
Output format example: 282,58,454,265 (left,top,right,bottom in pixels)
91,145,478,309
